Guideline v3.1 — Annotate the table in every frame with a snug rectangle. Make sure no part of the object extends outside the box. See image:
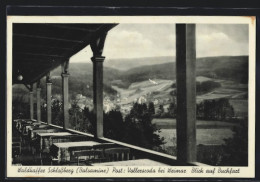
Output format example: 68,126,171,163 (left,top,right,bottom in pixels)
29,128,63,154
50,141,101,163
22,123,48,135
28,127,60,140
36,132,73,151
15,119,33,132
91,159,170,166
